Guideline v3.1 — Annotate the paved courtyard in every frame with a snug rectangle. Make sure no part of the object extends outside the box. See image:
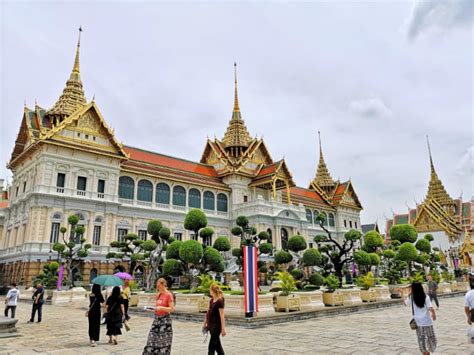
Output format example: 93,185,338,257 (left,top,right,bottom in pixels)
0,295,472,354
